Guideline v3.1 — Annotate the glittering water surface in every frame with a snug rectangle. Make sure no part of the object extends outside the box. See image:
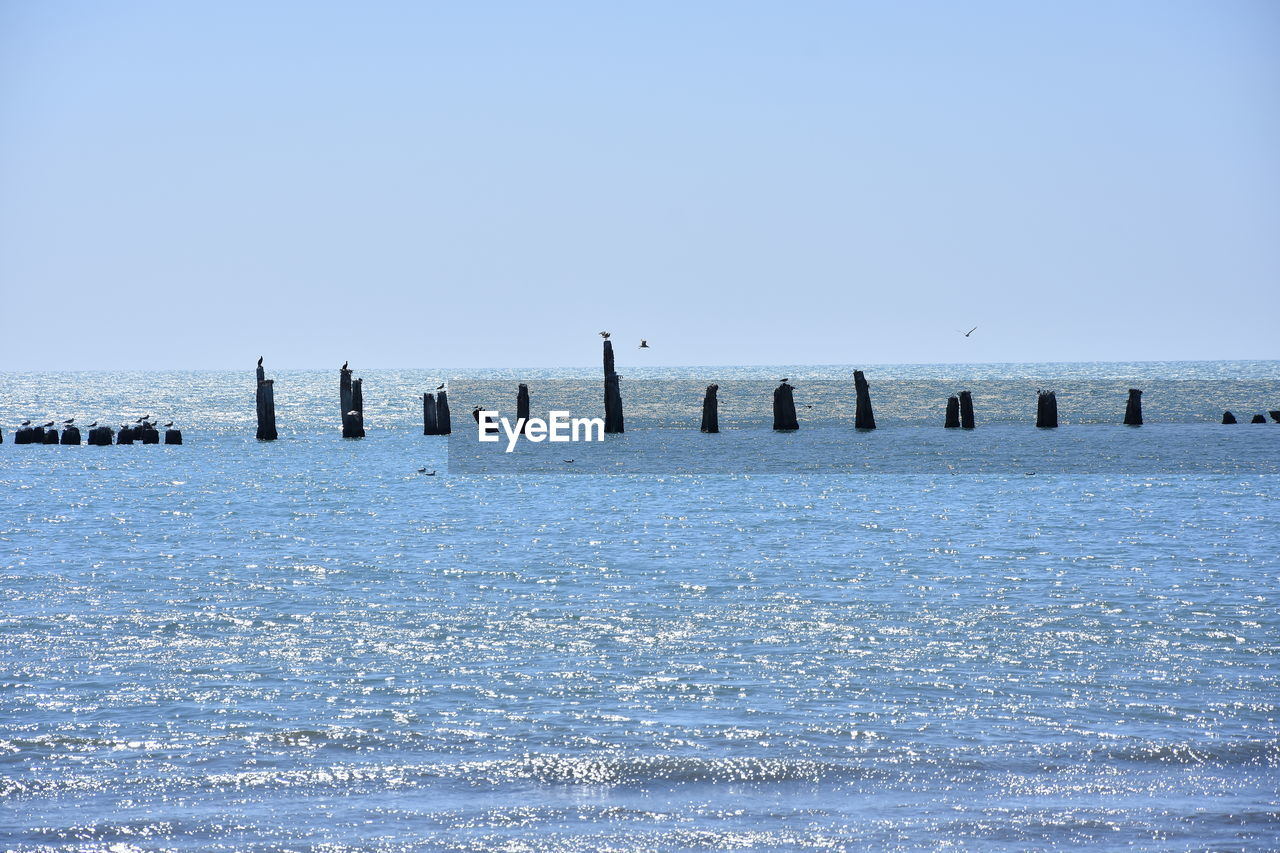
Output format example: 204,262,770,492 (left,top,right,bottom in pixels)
2,363,1278,851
